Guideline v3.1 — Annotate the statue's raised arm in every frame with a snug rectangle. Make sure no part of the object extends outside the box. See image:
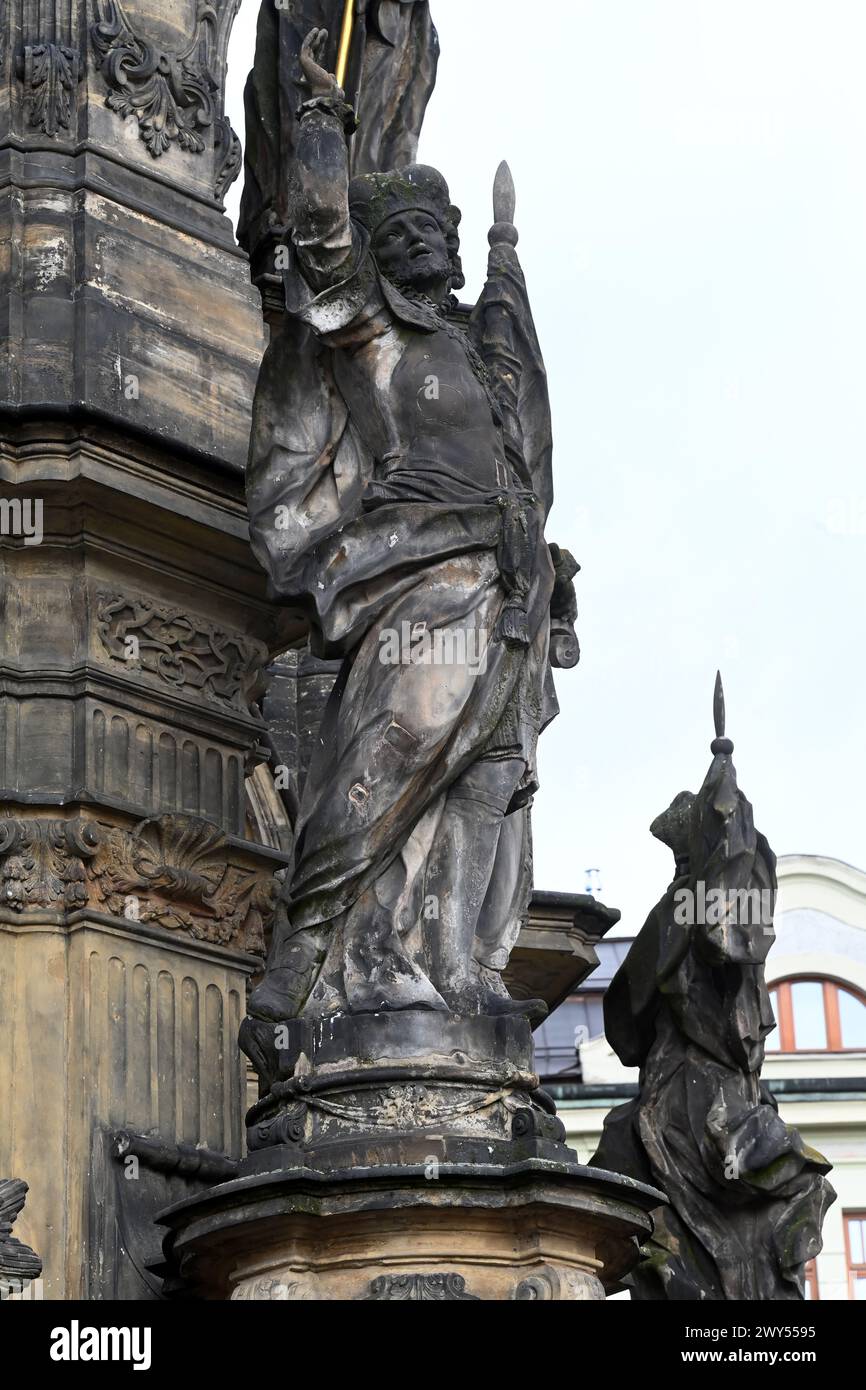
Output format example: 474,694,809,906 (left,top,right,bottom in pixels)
291,28,359,292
